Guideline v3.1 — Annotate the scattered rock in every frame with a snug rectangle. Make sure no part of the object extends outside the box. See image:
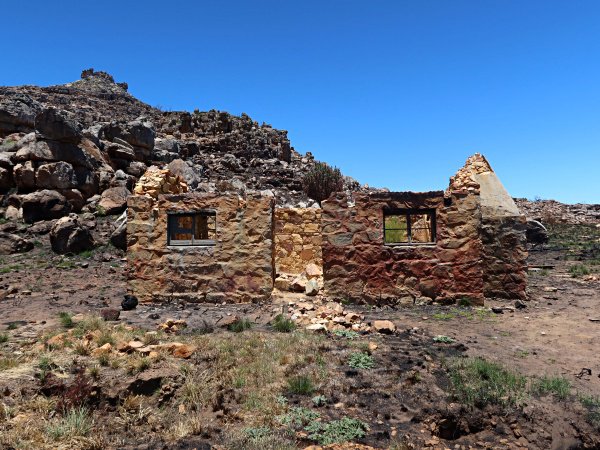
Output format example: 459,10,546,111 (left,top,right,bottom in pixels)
158,318,188,333
305,278,320,296
100,308,120,321
121,294,138,311
0,233,34,255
